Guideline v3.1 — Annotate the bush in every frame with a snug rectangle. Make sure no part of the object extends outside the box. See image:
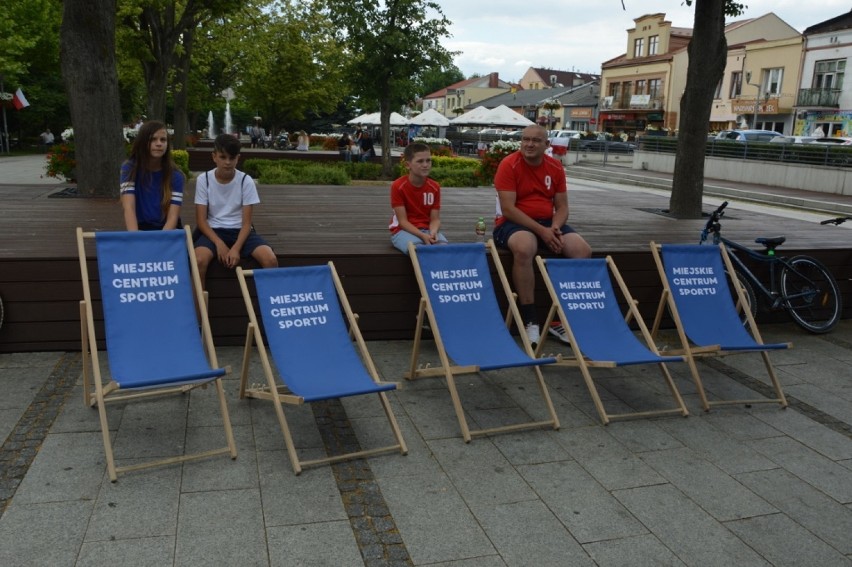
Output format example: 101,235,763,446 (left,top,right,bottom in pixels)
475,143,517,185
44,143,75,181
172,149,190,177
343,161,384,180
